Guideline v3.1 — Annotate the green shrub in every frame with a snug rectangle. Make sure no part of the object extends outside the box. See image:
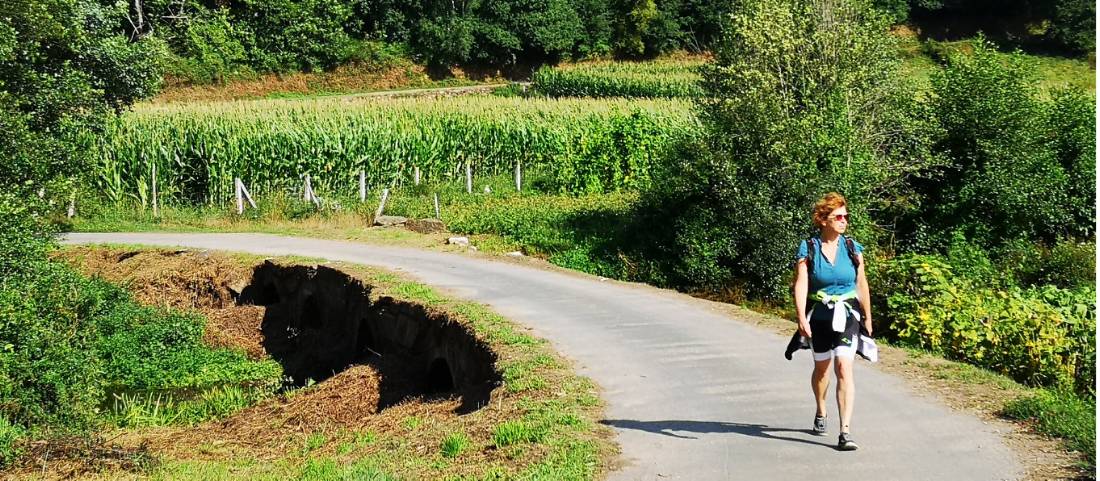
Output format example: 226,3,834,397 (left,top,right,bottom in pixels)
915,39,1092,249
551,110,677,193
871,0,909,23
0,262,111,430
236,0,355,73
876,253,1096,394
165,9,251,84
943,232,1003,287
1046,89,1095,239
1046,0,1096,54
1001,238,1097,290
94,301,282,392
